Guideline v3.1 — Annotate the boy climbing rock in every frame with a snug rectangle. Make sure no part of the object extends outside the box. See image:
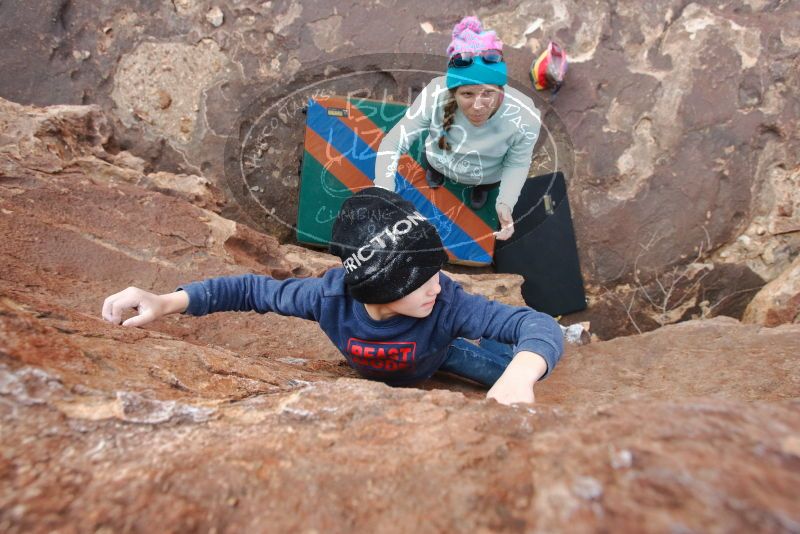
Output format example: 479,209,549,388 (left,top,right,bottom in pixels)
102,188,563,405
